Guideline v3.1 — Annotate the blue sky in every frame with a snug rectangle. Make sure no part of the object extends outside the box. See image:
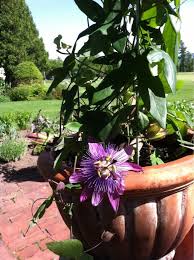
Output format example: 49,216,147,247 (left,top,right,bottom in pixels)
26,0,194,59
